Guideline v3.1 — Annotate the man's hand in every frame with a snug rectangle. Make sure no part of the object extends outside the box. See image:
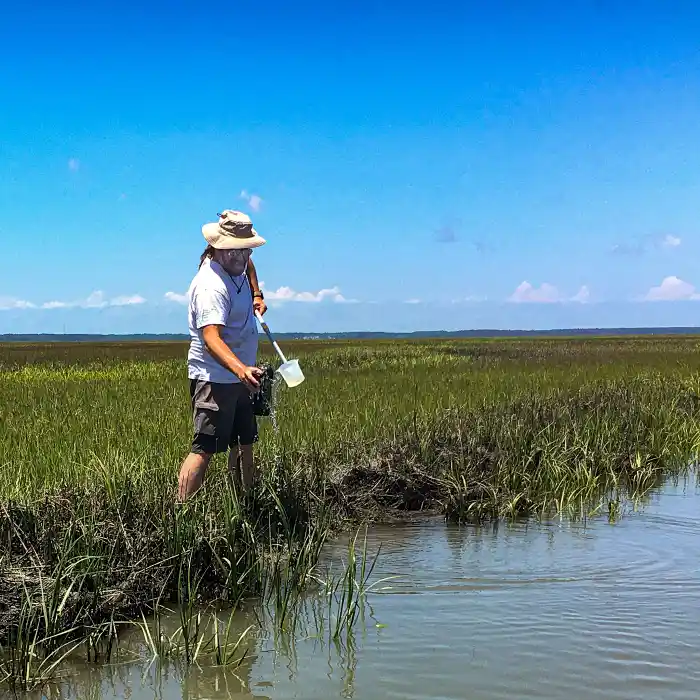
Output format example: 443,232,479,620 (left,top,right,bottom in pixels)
238,365,263,392
253,296,267,316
